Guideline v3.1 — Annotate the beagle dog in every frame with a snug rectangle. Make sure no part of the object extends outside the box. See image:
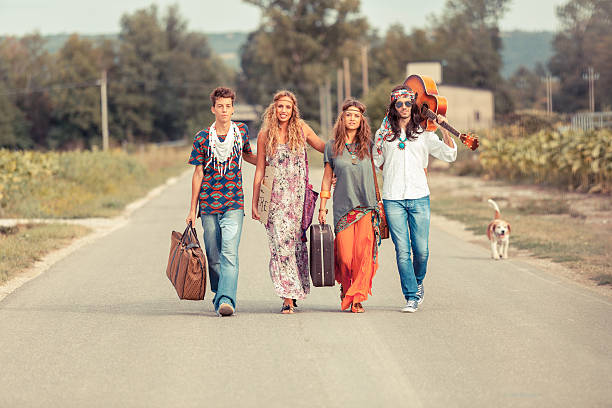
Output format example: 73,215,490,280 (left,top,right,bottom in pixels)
487,199,511,260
